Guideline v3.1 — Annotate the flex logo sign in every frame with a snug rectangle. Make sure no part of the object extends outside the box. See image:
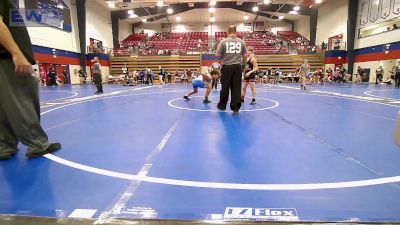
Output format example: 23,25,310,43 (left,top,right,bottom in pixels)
10,9,62,27
224,207,299,221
